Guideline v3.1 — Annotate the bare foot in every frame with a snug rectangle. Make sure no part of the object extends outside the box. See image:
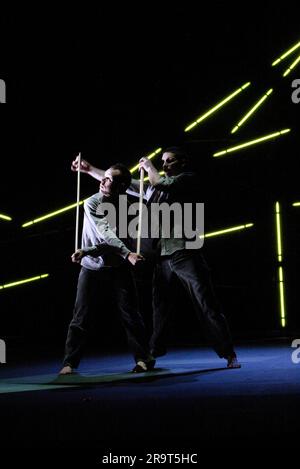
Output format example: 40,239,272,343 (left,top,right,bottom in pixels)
227,354,241,369
132,359,156,373
59,365,74,375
